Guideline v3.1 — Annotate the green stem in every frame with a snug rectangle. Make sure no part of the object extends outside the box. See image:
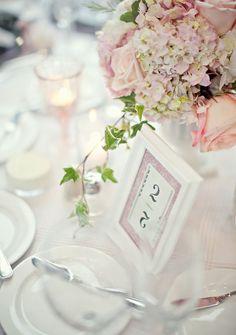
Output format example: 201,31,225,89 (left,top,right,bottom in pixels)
76,114,125,171
75,114,125,203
